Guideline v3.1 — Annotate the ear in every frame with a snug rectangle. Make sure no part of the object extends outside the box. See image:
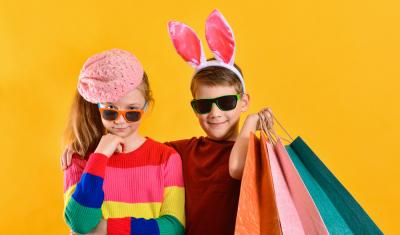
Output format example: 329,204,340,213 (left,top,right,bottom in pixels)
168,21,206,67
240,93,250,112
205,9,236,65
